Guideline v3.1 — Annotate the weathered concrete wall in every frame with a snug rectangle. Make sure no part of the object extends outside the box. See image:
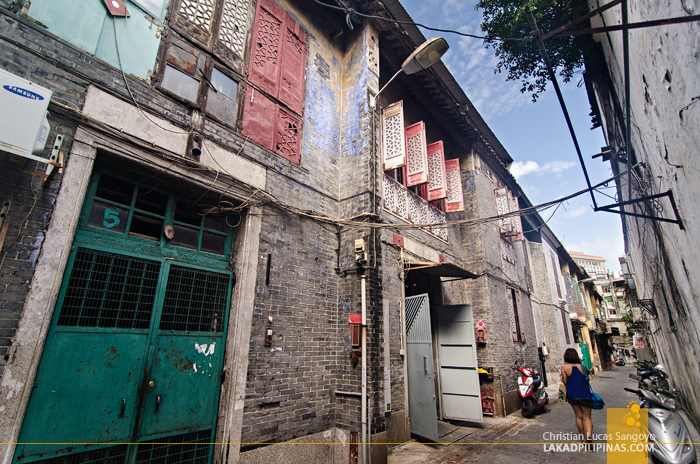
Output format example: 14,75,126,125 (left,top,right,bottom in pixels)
589,0,700,424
